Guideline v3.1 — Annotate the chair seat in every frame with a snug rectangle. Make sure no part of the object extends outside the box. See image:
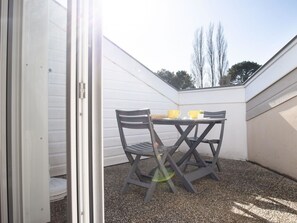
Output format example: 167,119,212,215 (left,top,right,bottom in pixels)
126,142,177,156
